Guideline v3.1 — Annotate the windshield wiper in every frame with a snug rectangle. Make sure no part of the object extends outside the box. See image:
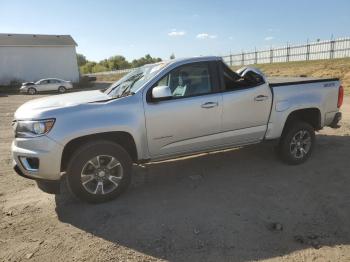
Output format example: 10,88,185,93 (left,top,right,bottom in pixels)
115,90,135,98
113,73,143,98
